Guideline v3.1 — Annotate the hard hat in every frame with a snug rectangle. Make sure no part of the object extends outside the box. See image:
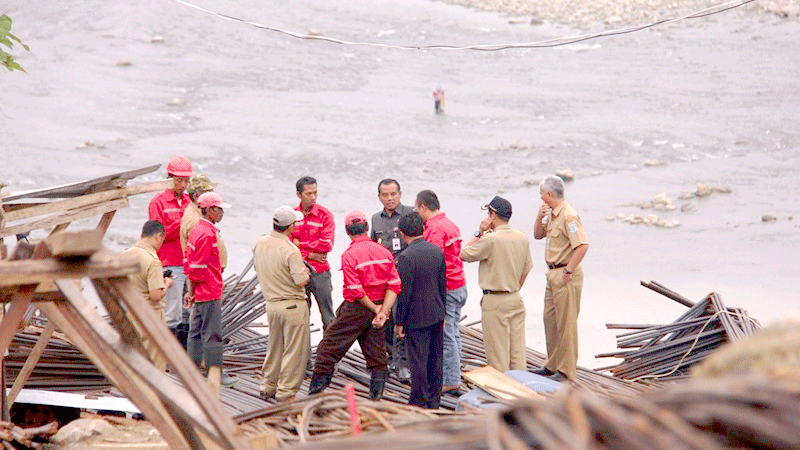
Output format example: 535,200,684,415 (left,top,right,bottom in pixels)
166,155,193,177
197,192,231,209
